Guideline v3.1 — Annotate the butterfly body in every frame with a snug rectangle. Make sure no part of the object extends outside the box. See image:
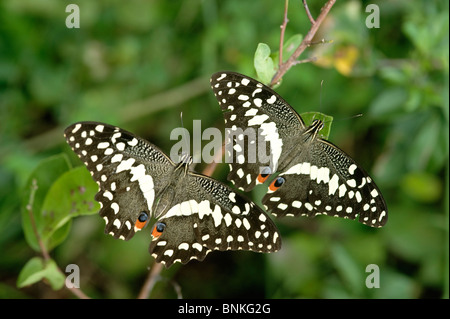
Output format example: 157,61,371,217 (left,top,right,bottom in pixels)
65,121,281,267
211,72,387,228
